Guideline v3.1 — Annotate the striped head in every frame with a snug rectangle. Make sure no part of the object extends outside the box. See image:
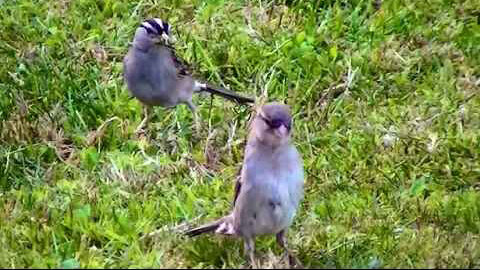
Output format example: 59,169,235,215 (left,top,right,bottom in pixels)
134,18,175,48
